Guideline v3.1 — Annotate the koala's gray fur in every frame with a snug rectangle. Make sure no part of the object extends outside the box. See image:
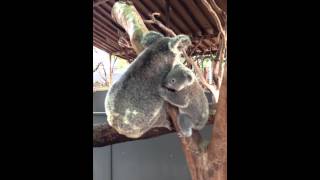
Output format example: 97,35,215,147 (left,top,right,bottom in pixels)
160,63,209,137
105,31,192,138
